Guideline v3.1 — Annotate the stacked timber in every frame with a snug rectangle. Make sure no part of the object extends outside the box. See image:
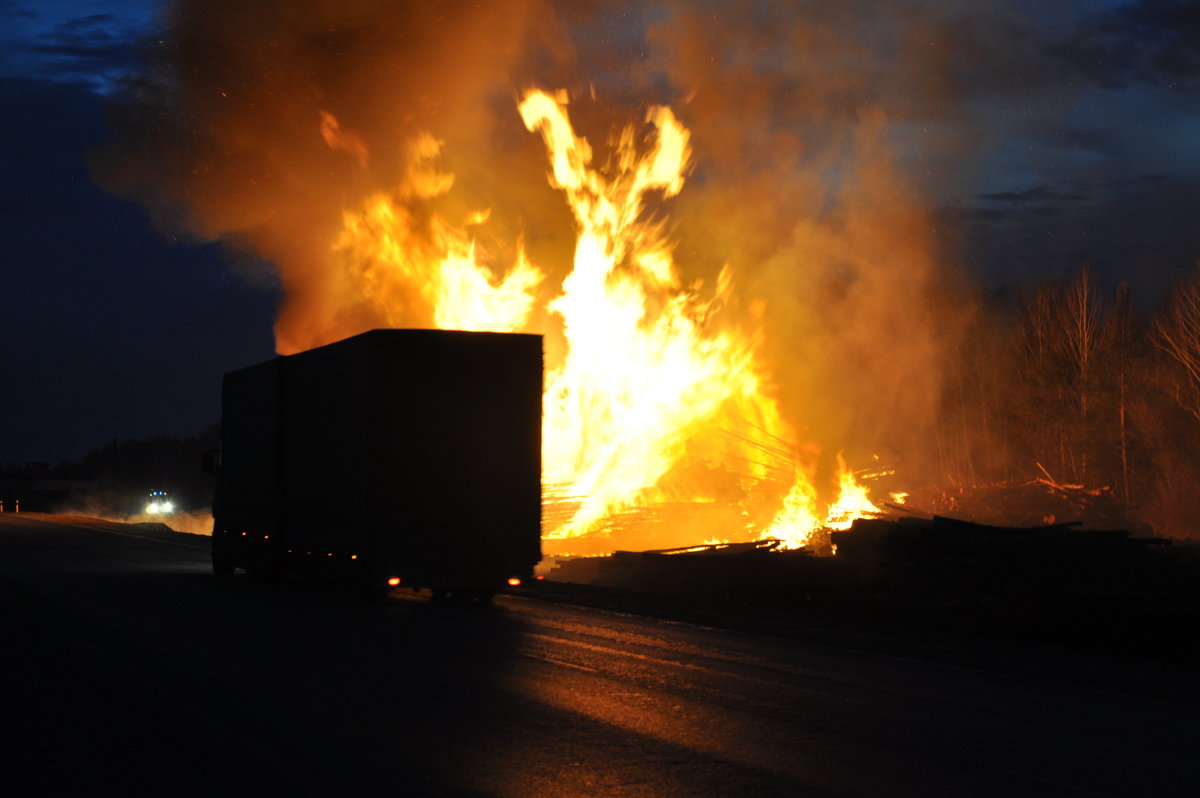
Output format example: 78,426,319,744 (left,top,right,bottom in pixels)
541,515,1198,659
829,515,1200,655
833,515,1165,580
544,539,850,601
